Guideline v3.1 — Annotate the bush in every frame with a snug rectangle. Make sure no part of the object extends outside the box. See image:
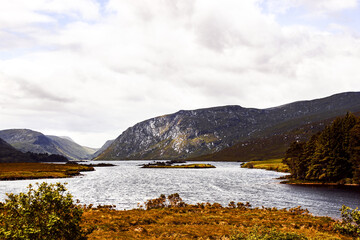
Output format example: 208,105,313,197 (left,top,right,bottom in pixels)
0,182,87,240
334,205,360,237
144,193,186,210
230,226,307,240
